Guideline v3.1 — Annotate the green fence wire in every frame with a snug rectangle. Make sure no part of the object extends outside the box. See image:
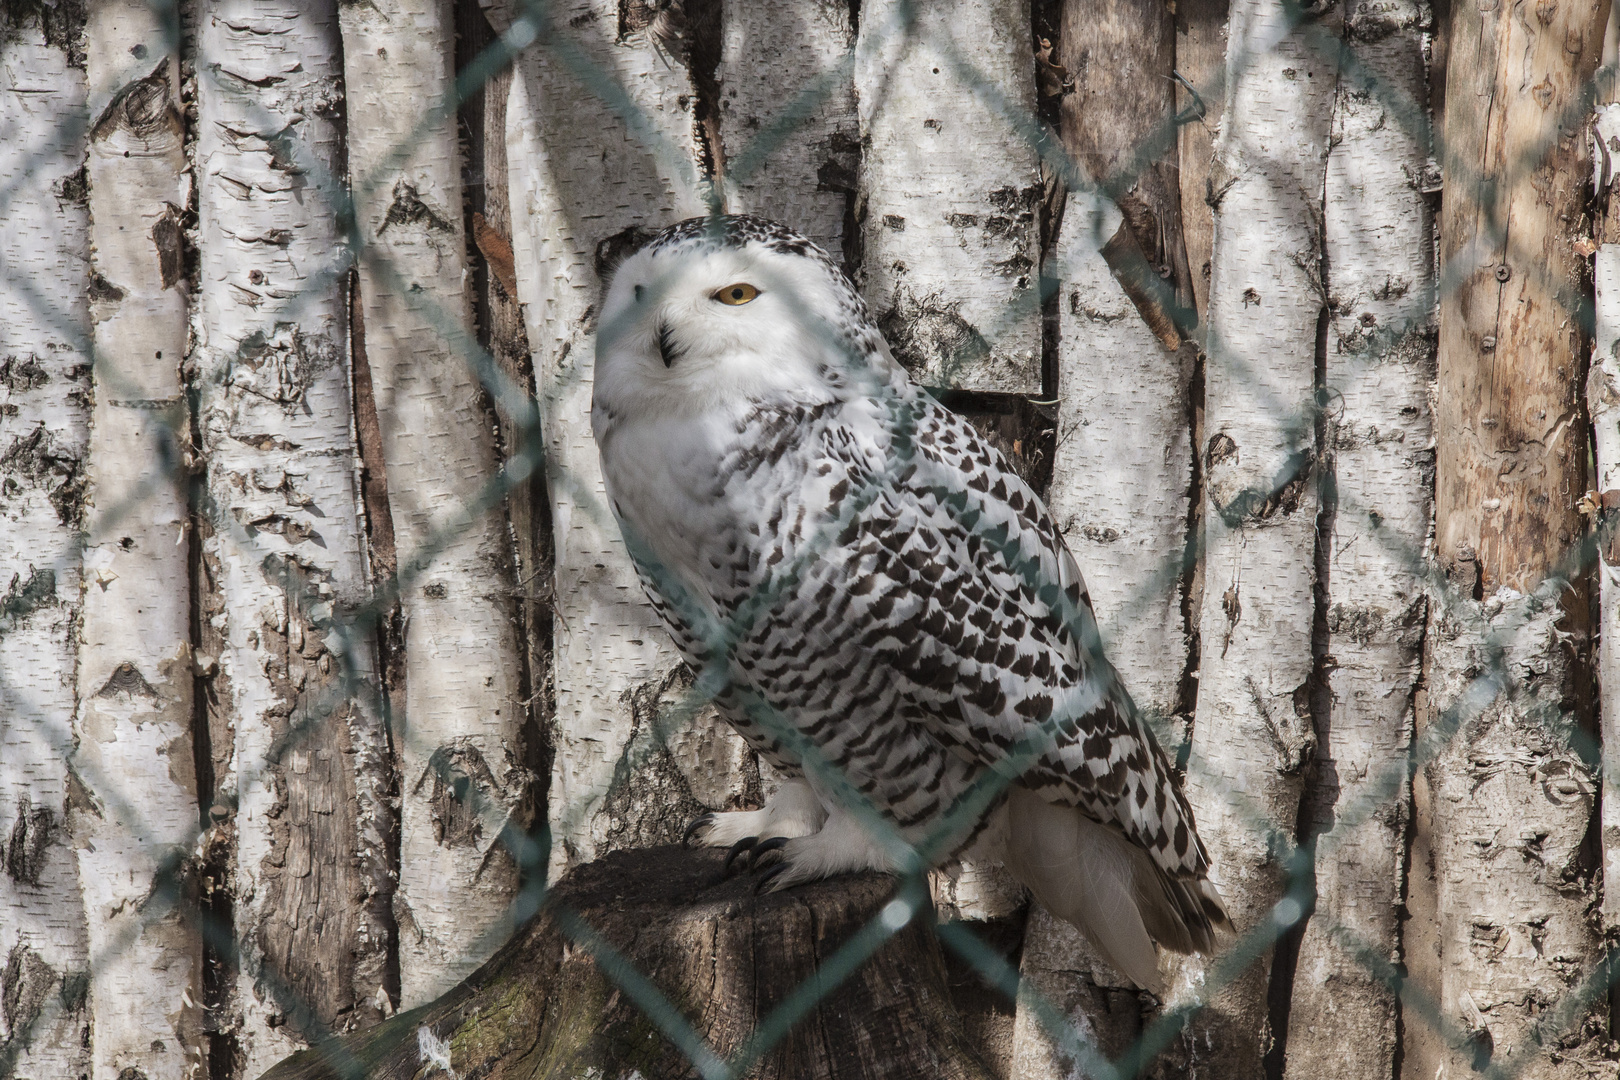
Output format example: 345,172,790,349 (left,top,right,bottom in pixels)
0,0,1613,1076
